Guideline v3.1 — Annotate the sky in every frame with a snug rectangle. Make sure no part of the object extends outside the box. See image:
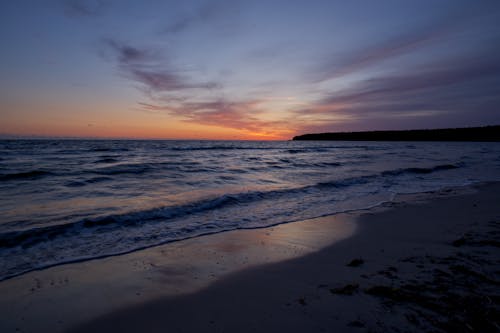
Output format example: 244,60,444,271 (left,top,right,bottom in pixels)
1,0,499,140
